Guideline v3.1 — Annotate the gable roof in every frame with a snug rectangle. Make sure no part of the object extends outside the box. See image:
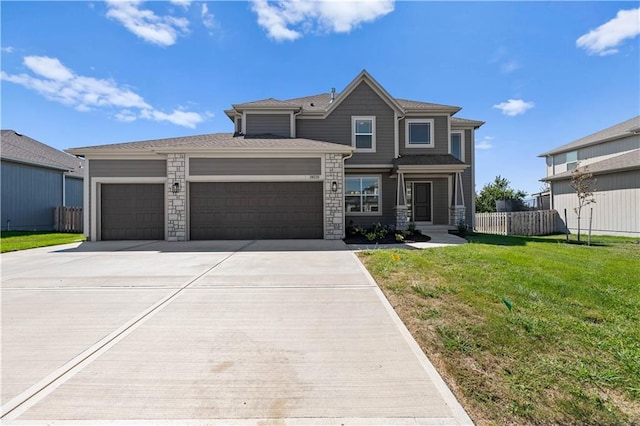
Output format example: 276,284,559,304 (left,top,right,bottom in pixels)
226,70,477,123
1,130,84,178
539,115,640,157
542,148,640,181
67,133,354,155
